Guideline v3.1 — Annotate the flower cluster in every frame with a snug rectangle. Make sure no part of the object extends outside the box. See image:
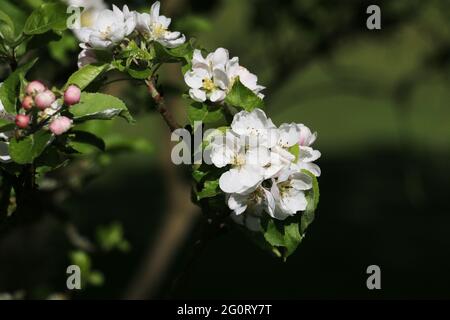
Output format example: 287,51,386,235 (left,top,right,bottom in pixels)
0,80,81,163
184,48,265,103
207,108,320,231
71,1,185,68
18,81,80,135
